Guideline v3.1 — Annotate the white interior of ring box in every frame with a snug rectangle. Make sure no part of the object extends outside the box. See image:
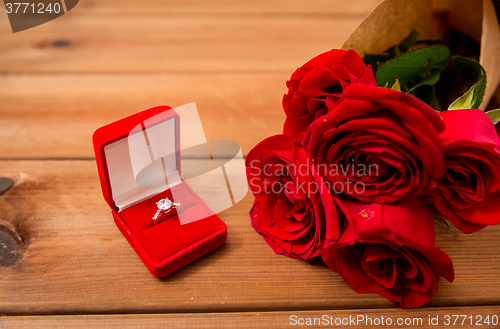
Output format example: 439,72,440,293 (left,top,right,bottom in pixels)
104,117,181,212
